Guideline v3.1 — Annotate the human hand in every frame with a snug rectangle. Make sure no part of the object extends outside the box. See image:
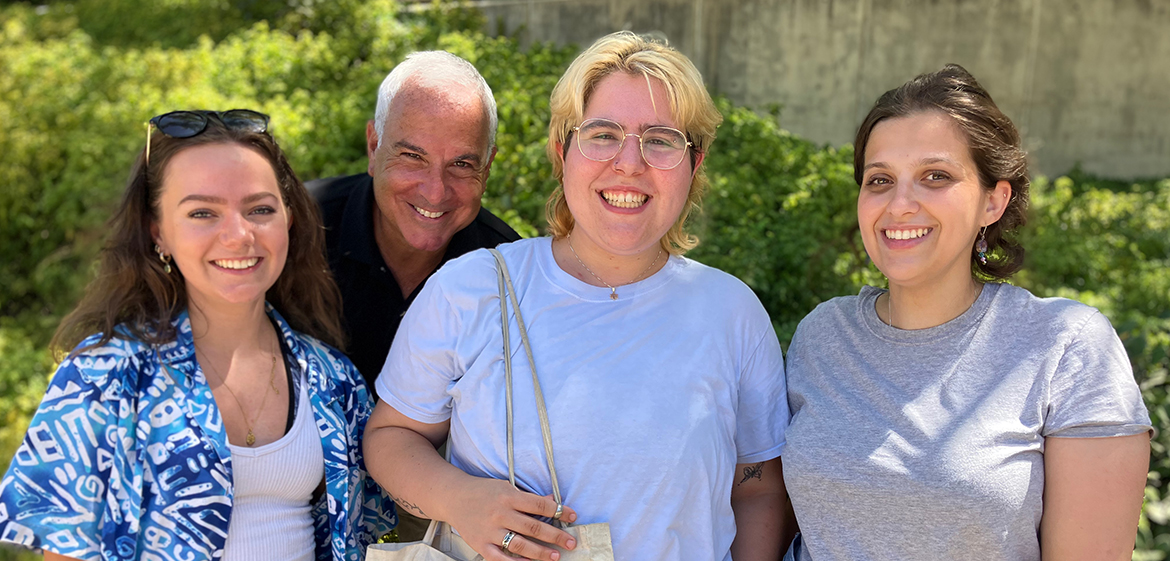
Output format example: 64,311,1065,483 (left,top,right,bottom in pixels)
444,477,578,561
